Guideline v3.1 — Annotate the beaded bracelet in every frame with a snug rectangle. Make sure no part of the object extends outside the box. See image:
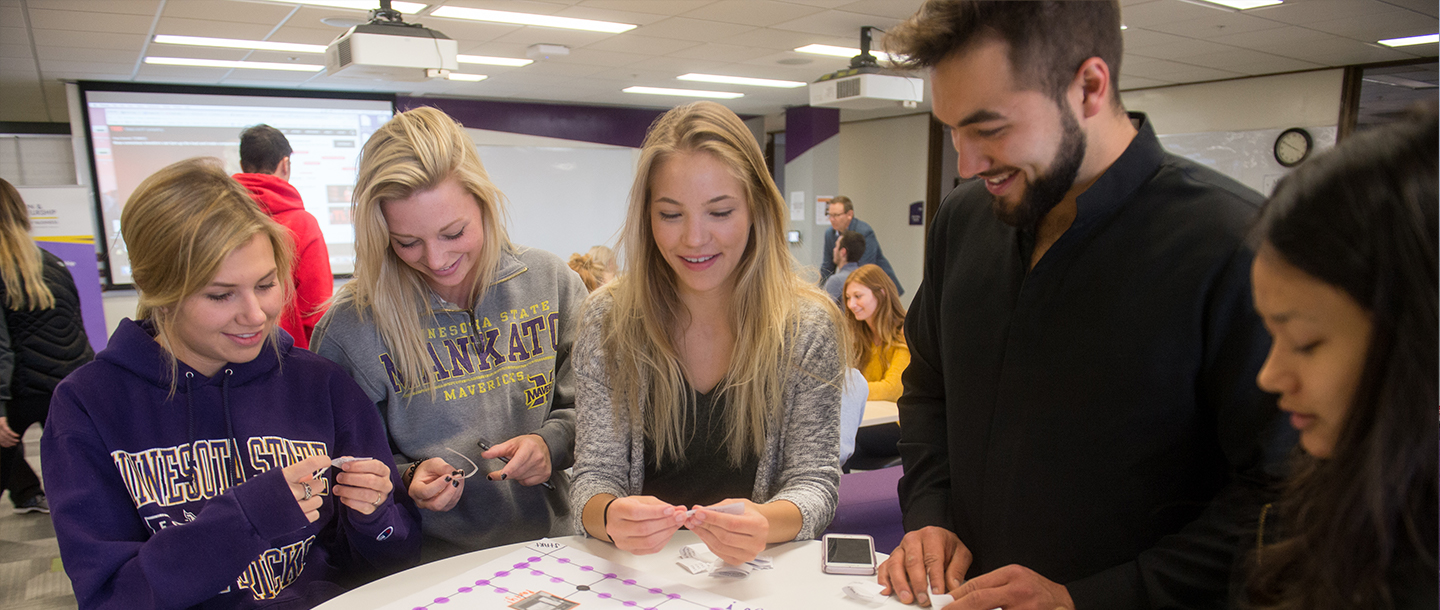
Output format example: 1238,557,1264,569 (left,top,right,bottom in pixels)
402,462,420,488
